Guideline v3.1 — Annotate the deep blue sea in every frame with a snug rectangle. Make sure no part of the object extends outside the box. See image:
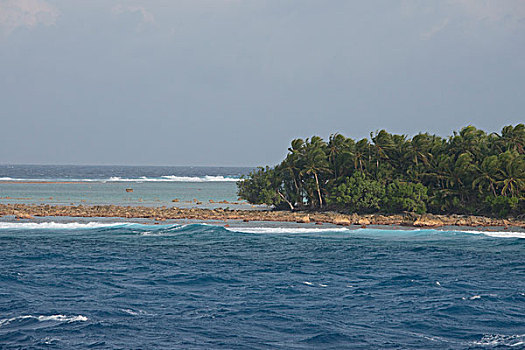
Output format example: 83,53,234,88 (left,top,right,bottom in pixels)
0,222,524,349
